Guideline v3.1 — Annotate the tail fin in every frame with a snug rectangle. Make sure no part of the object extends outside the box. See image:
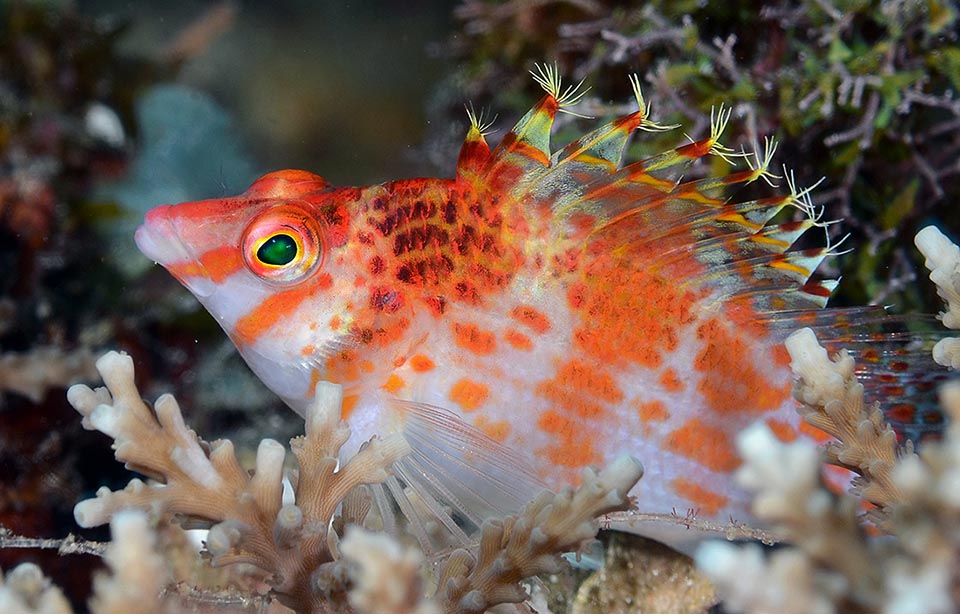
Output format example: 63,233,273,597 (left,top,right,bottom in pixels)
813,314,954,445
